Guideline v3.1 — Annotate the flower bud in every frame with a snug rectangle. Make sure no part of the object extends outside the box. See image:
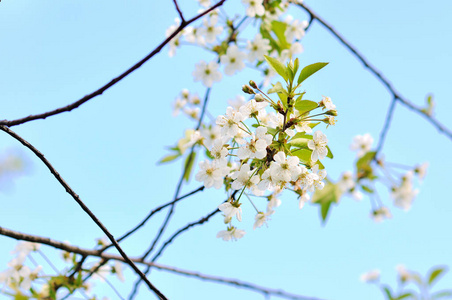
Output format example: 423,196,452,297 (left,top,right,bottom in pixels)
325,110,337,116
242,85,255,94
254,94,264,102
249,80,258,89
